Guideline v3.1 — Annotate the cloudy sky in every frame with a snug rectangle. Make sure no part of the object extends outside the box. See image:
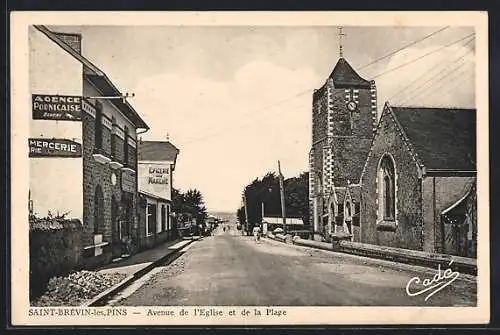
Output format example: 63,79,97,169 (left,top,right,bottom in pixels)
48,25,475,212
